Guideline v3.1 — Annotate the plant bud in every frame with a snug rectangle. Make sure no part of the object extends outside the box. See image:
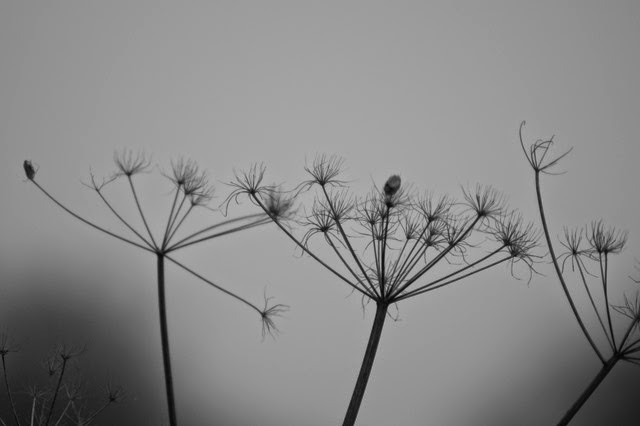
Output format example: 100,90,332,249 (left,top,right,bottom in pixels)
384,175,401,197
23,160,36,180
